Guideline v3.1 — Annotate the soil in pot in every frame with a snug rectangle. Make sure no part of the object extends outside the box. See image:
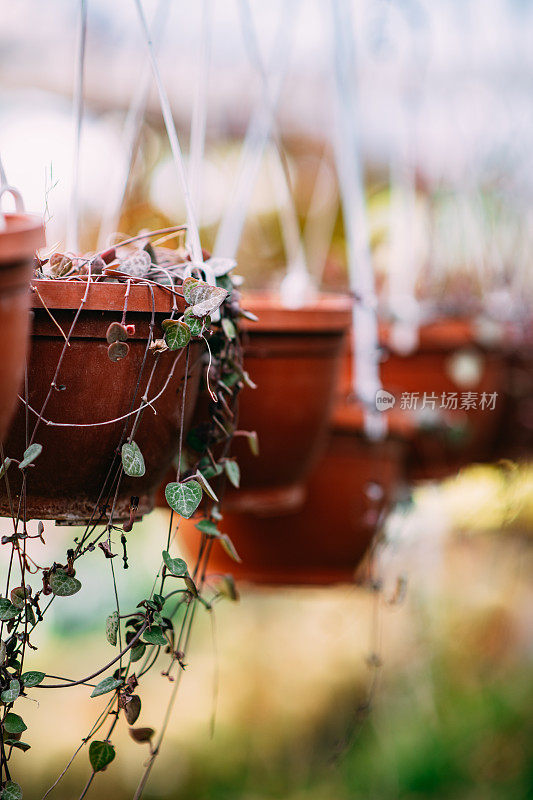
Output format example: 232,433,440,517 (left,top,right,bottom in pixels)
217,292,352,515
178,403,406,585
0,213,45,443
0,279,202,523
